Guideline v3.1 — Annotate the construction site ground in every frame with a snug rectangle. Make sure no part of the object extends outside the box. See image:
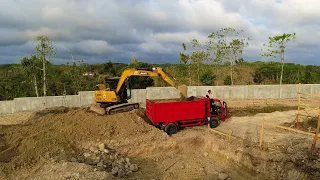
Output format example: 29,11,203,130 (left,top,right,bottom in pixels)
0,98,319,180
